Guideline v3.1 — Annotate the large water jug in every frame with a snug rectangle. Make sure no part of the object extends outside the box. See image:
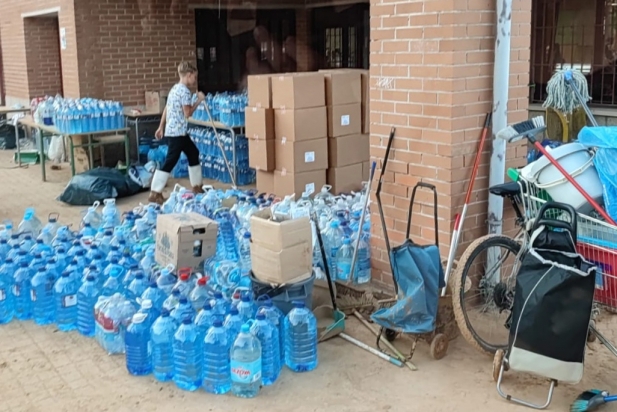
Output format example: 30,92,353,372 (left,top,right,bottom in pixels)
127,272,149,304
13,261,33,320
224,306,243,342
194,301,215,340
125,311,153,376
171,296,195,324
141,281,166,314
251,311,281,385
258,299,285,363
18,208,43,236
156,265,177,295
54,271,79,332
211,291,231,318
230,323,262,398
151,308,177,382
31,267,56,325
0,258,15,324
173,317,203,391
335,238,353,281
284,301,318,372
203,319,232,394
77,274,101,337
189,276,214,311
236,293,255,322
